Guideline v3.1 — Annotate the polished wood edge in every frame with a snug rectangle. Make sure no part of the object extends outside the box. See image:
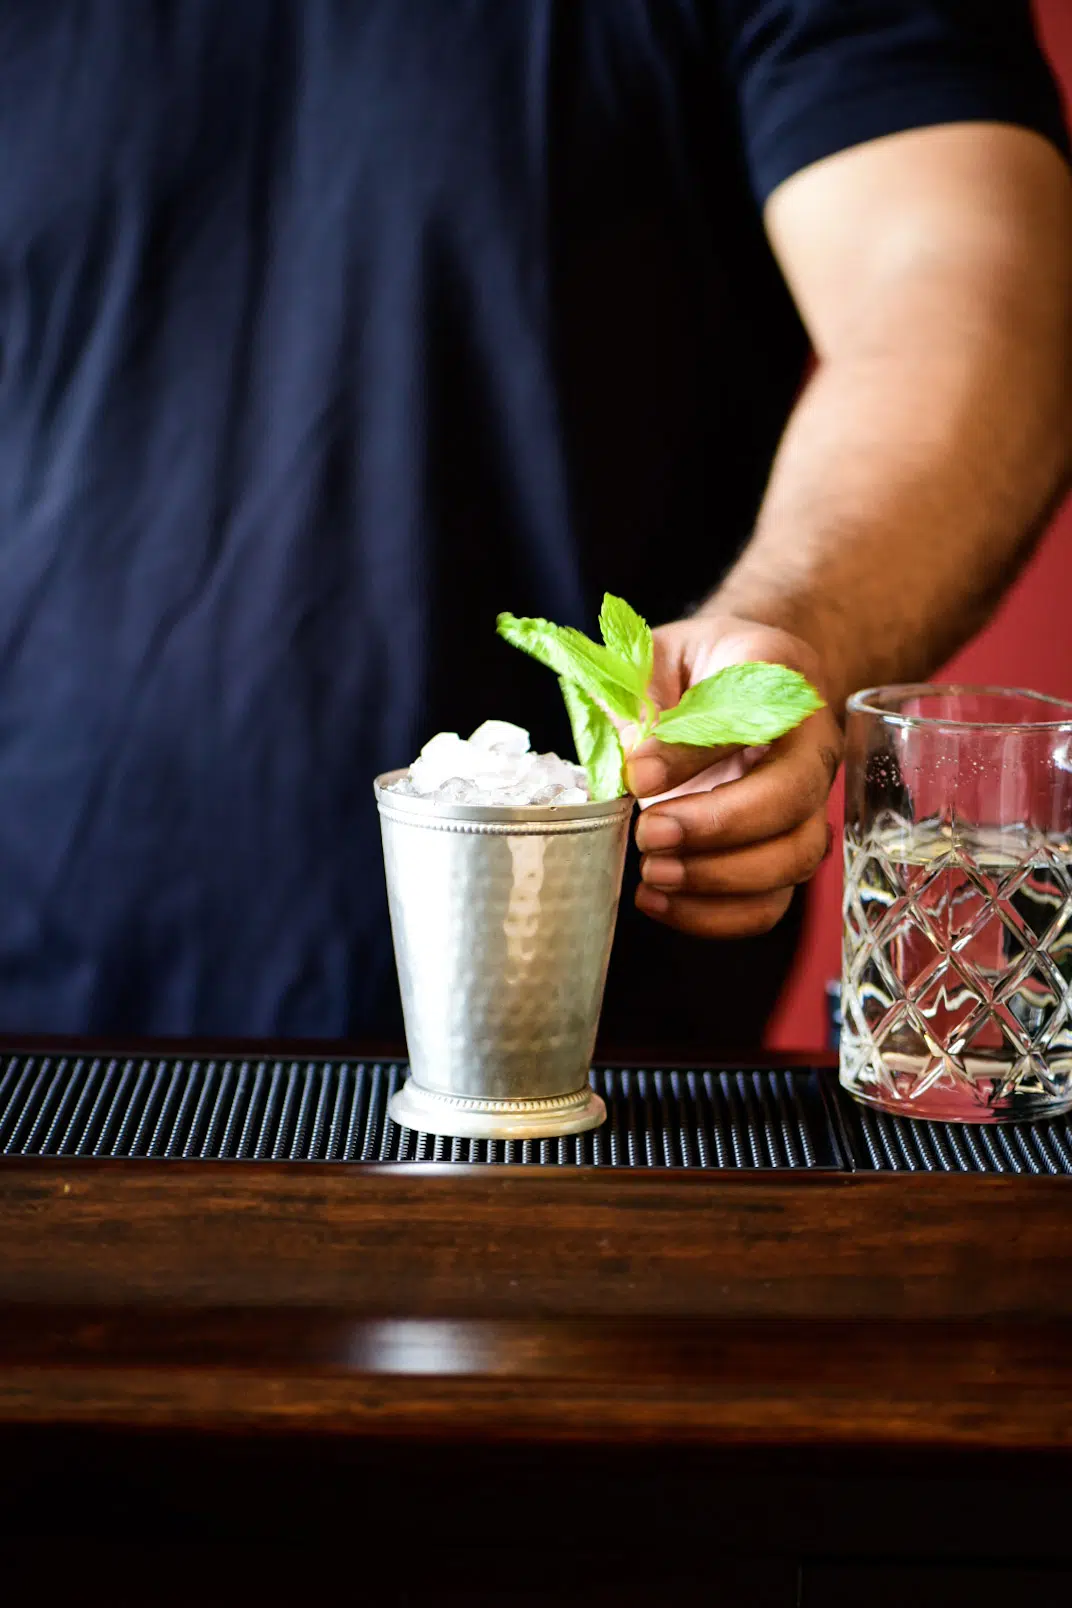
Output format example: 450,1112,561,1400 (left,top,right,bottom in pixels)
2,1373,1065,1449
0,1311,1068,1450
0,1308,1064,1375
